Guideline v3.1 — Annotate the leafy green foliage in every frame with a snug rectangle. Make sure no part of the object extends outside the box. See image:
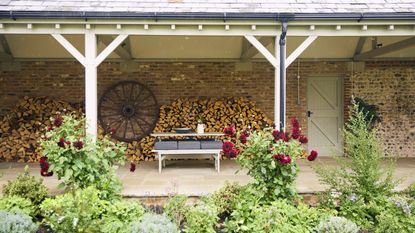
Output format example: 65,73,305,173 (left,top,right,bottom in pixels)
184,202,218,233
405,183,415,199
224,197,329,233
2,166,48,215
205,181,242,216
40,114,126,199
0,210,38,233
0,196,35,218
375,196,415,233
40,187,145,233
164,194,189,227
236,128,304,202
315,100,399,230
131,213,178,233
316,216,360,233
